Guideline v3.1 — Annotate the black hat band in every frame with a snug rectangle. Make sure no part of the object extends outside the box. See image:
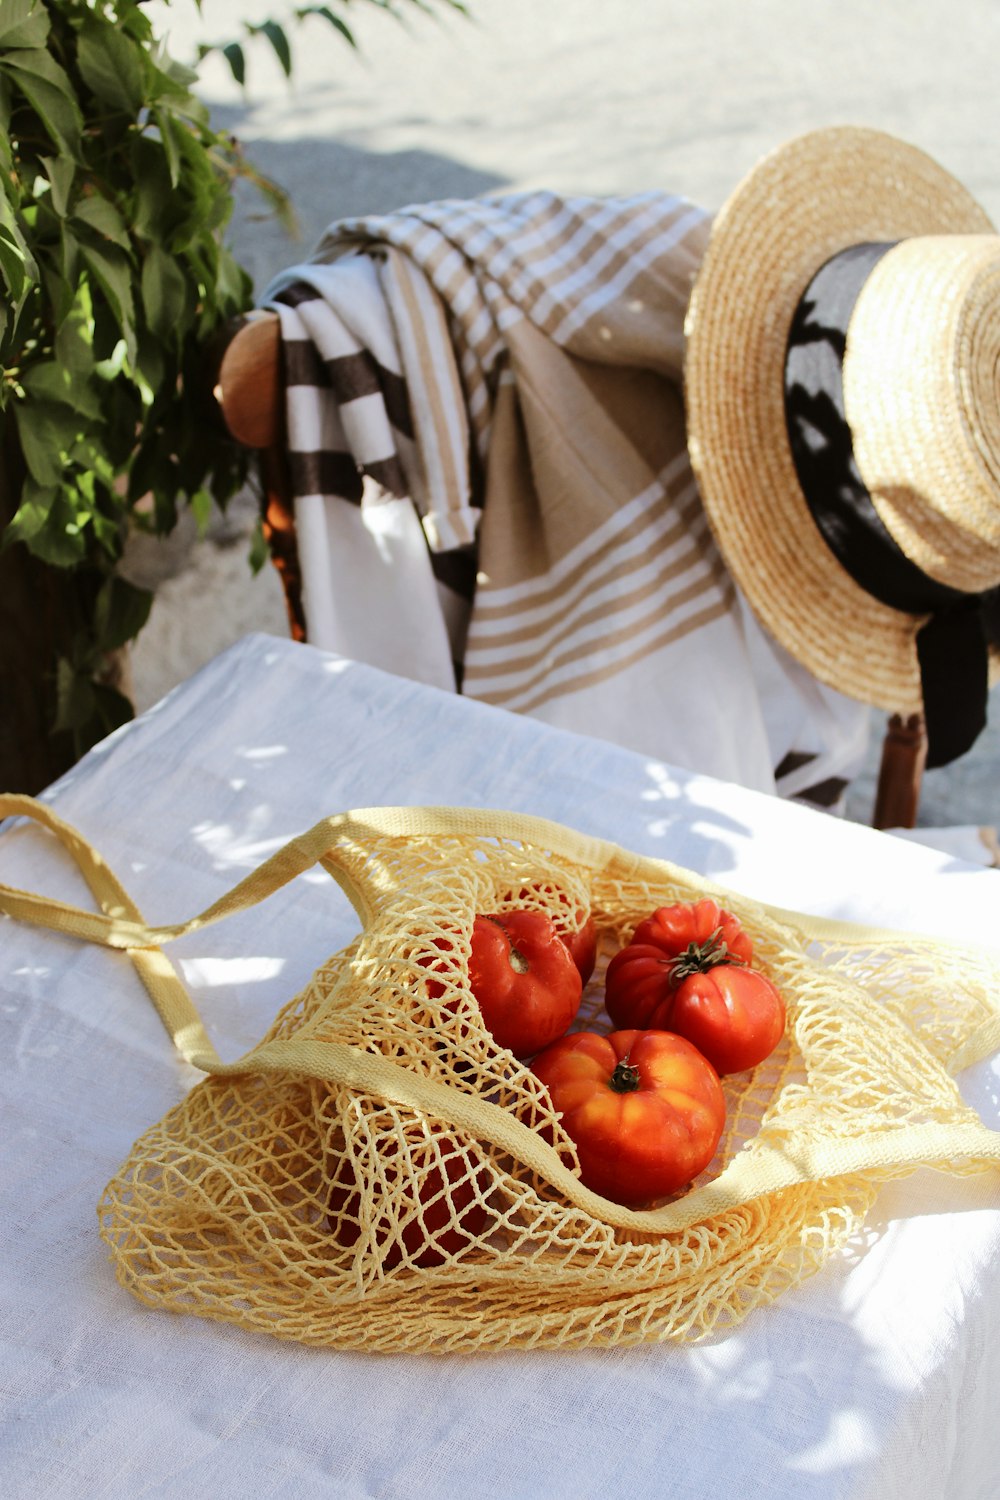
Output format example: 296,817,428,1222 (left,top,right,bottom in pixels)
783,240,998,768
